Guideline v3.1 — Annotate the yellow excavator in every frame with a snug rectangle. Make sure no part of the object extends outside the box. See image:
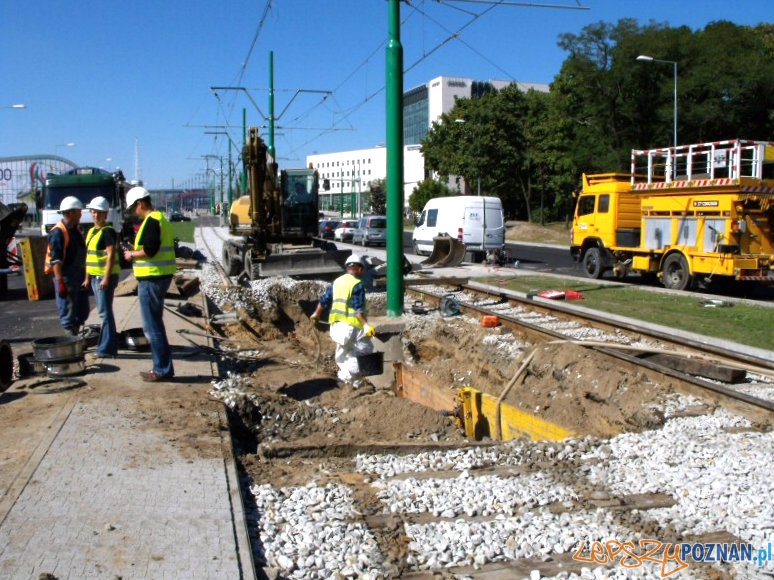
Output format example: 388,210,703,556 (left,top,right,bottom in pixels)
221,127,347,279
